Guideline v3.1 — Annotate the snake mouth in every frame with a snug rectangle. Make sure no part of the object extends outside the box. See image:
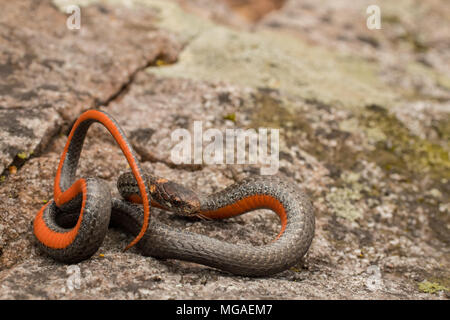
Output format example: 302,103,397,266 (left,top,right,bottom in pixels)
194,212,212,221
166,198,202,217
